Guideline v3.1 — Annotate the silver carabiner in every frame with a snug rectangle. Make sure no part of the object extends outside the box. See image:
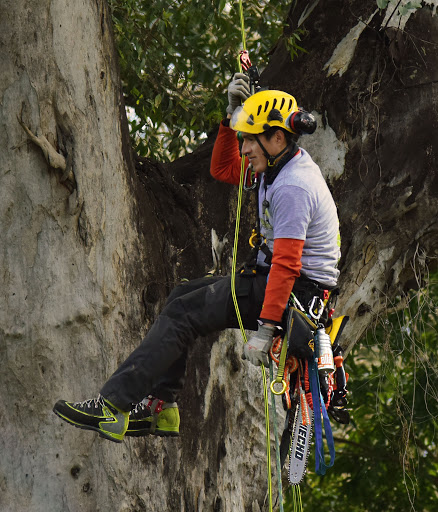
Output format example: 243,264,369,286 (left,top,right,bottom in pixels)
308,296,324,321
243,164,257,190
